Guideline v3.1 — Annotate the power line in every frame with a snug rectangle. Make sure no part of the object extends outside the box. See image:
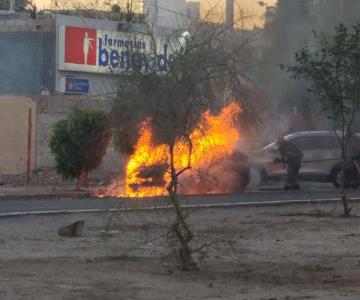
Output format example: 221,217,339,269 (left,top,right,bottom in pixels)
141,0,250,24
140,0,192,19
